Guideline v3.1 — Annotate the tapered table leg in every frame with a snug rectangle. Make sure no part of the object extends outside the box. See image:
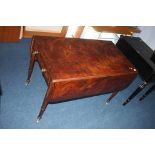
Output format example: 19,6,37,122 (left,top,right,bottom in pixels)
105,92,118,105
25,37,37,86
36,86,52,123
139,83,155,101
25,54,36,86
123,81,147,105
